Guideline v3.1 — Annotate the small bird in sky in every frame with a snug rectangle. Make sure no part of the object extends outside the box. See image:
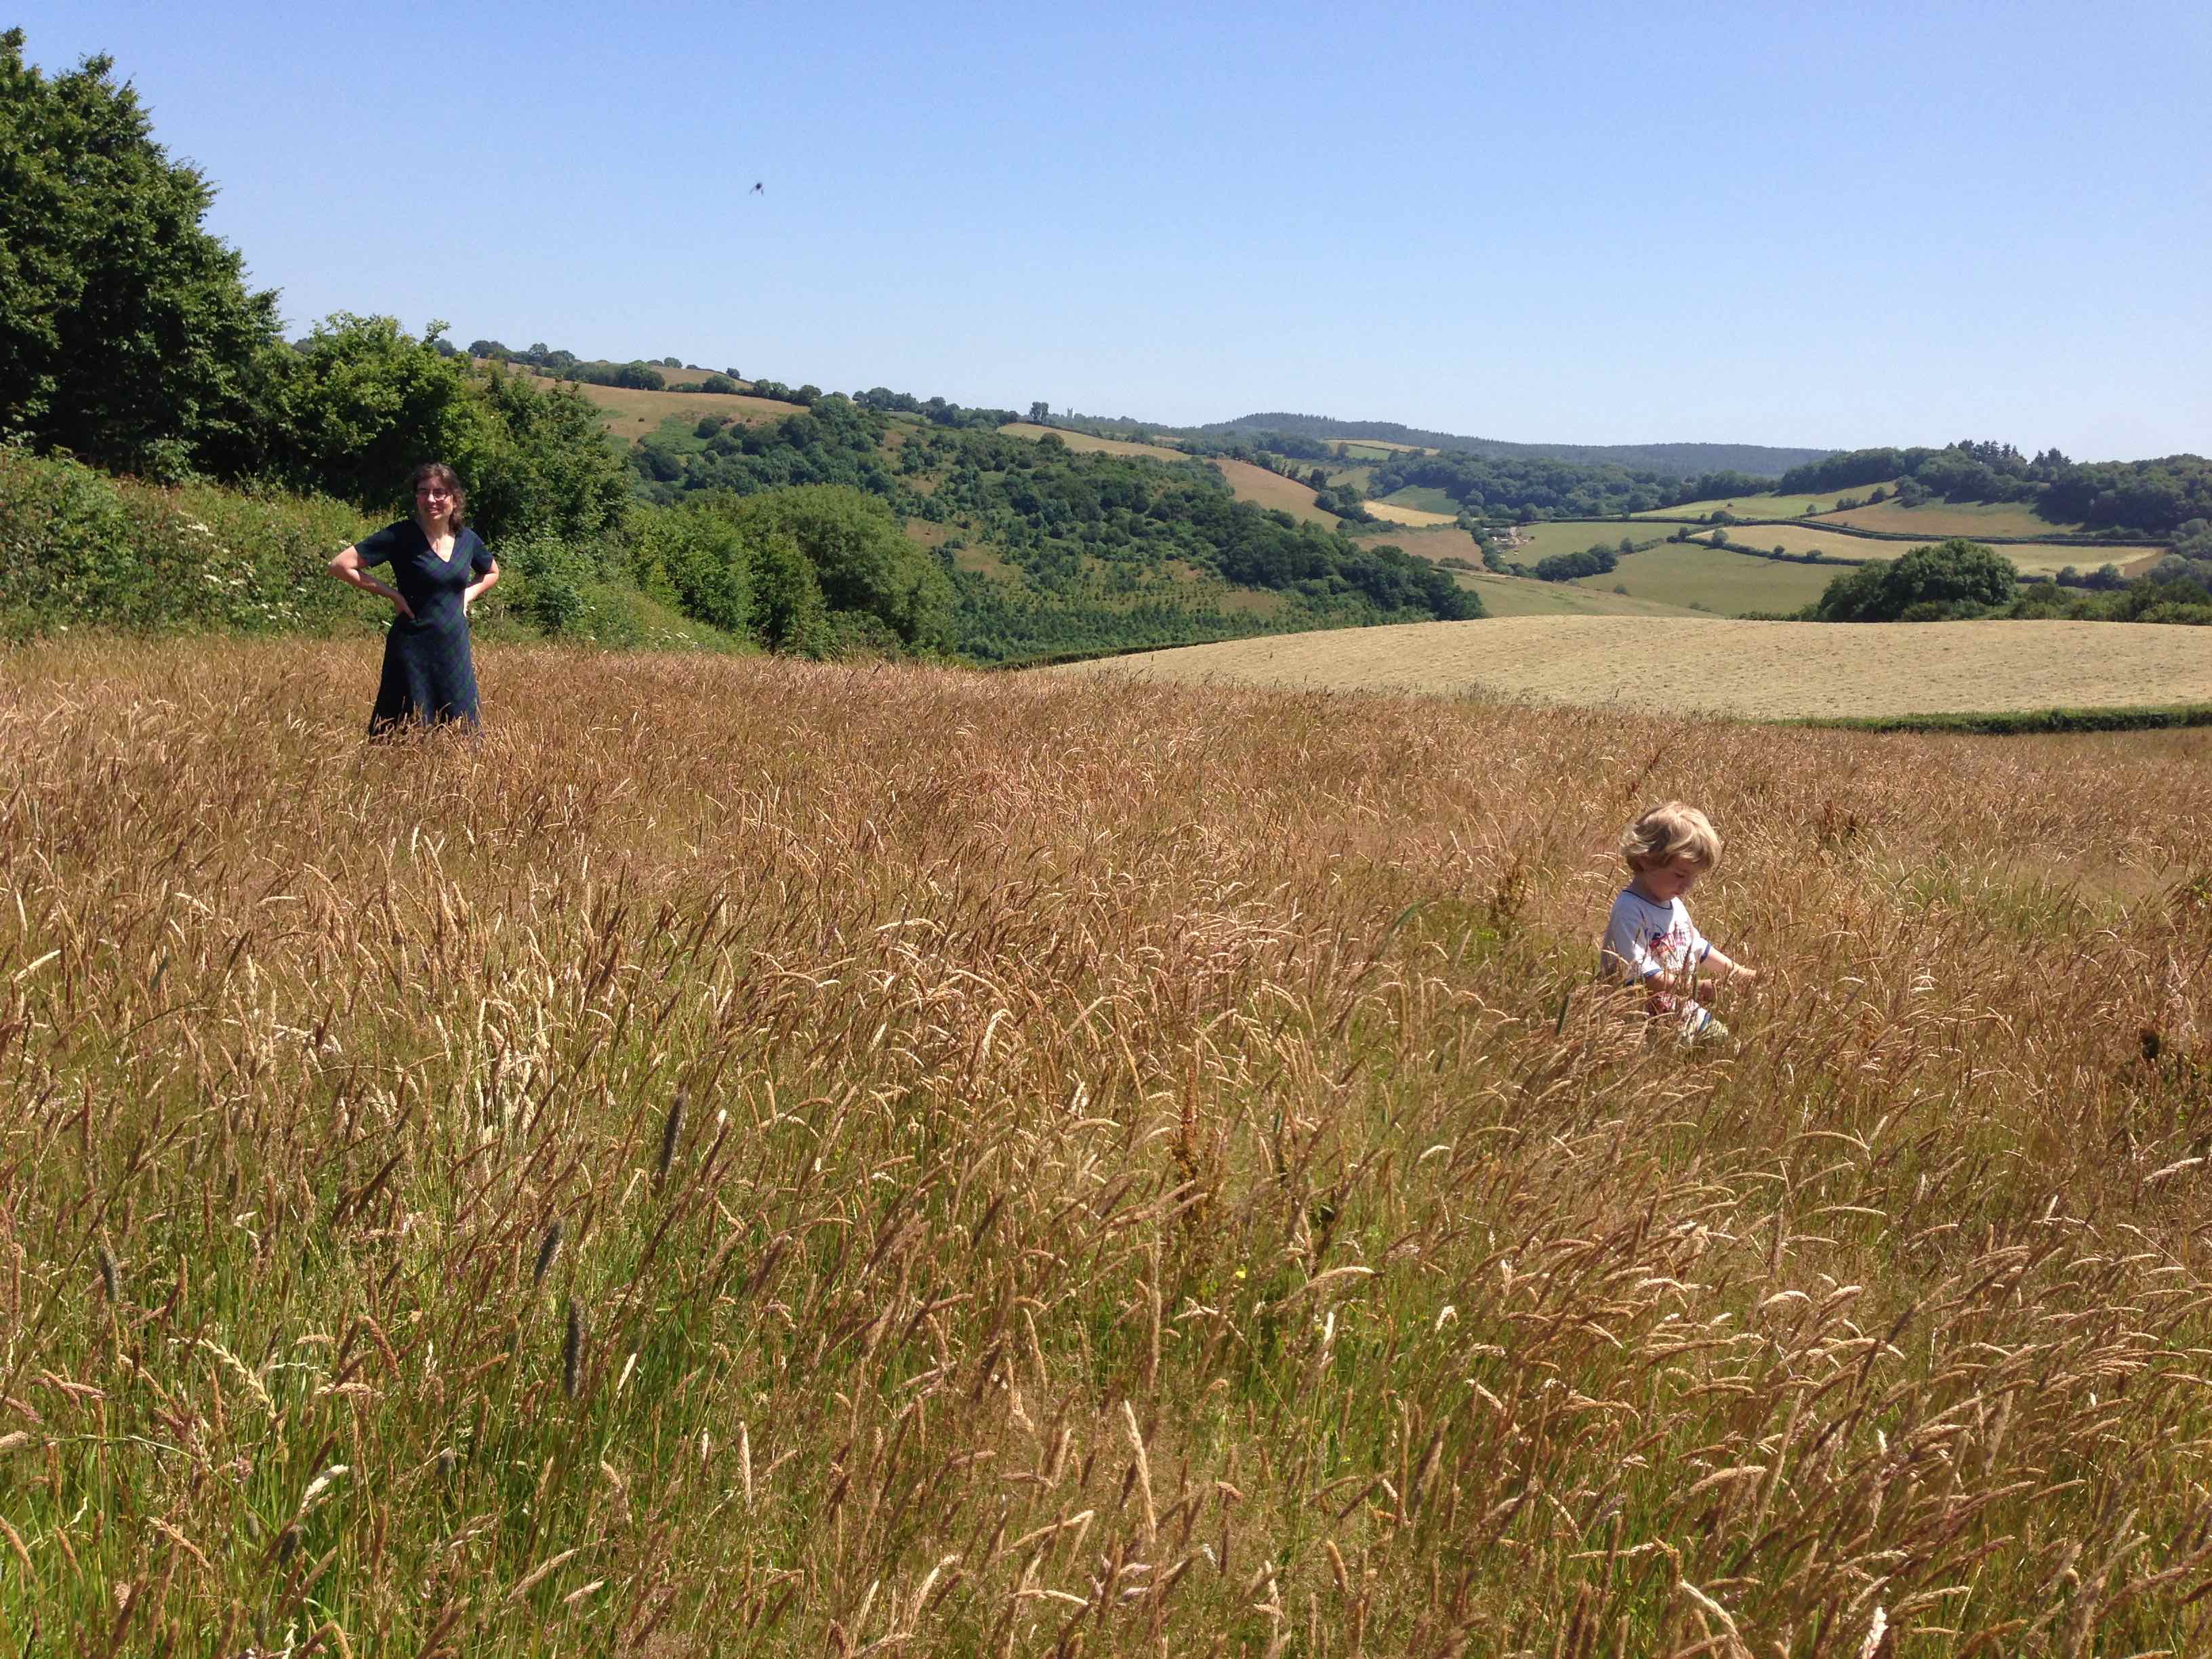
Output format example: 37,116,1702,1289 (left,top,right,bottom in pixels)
751,182,764,194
